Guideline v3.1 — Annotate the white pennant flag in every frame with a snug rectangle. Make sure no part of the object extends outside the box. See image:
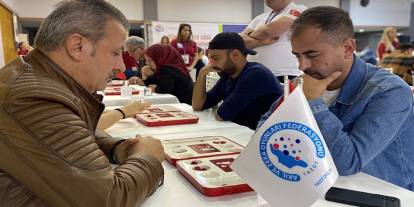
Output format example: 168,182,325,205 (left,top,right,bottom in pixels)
231,85,338,207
